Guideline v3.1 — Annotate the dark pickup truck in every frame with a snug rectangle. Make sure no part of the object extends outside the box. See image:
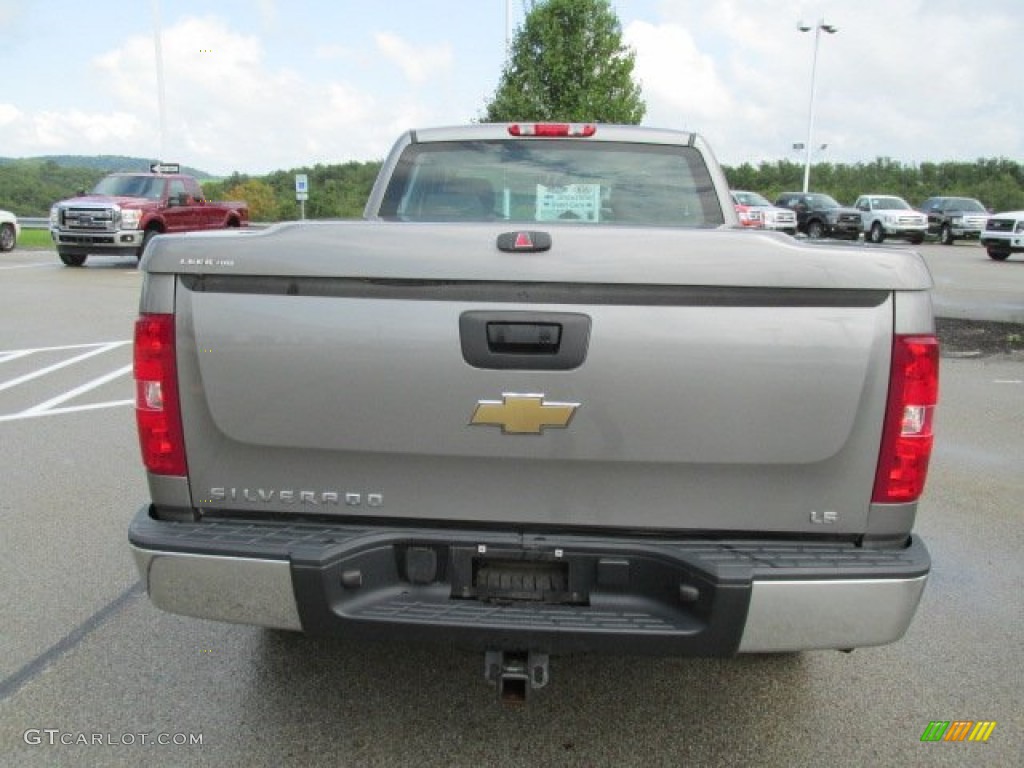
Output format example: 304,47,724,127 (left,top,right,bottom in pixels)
775,191,862,240
918,196,990,245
